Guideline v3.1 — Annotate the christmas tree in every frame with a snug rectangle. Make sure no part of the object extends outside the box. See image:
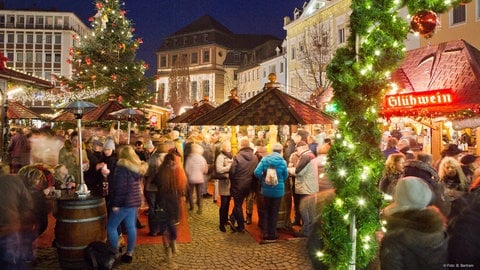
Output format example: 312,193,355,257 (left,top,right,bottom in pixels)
310,0,468,269
59,0,152,107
